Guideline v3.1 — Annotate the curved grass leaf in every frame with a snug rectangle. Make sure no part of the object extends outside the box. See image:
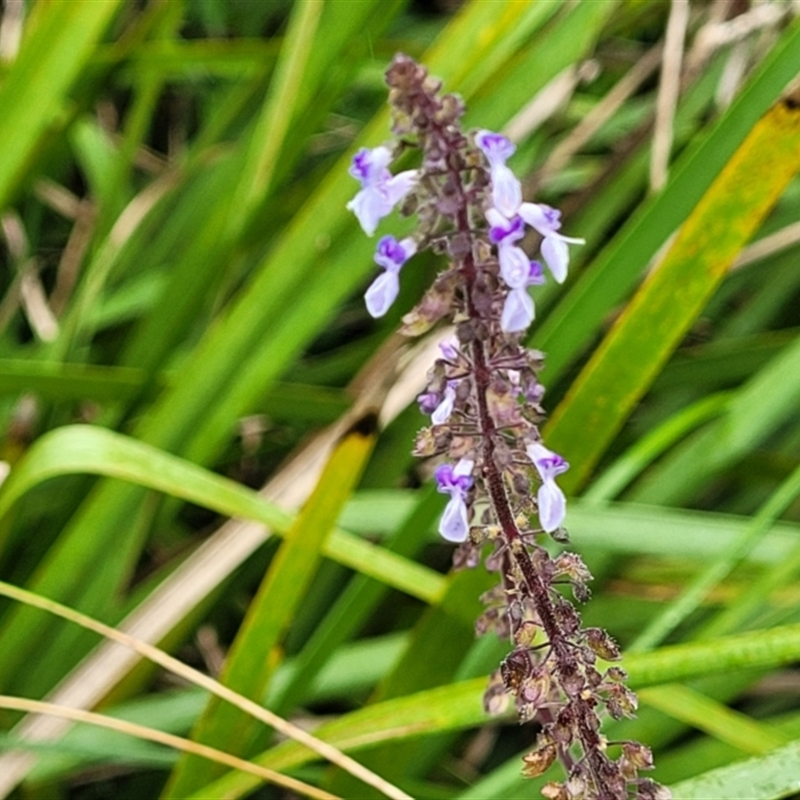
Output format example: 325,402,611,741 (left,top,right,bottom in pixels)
164,414,378,797
0,424,444,693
